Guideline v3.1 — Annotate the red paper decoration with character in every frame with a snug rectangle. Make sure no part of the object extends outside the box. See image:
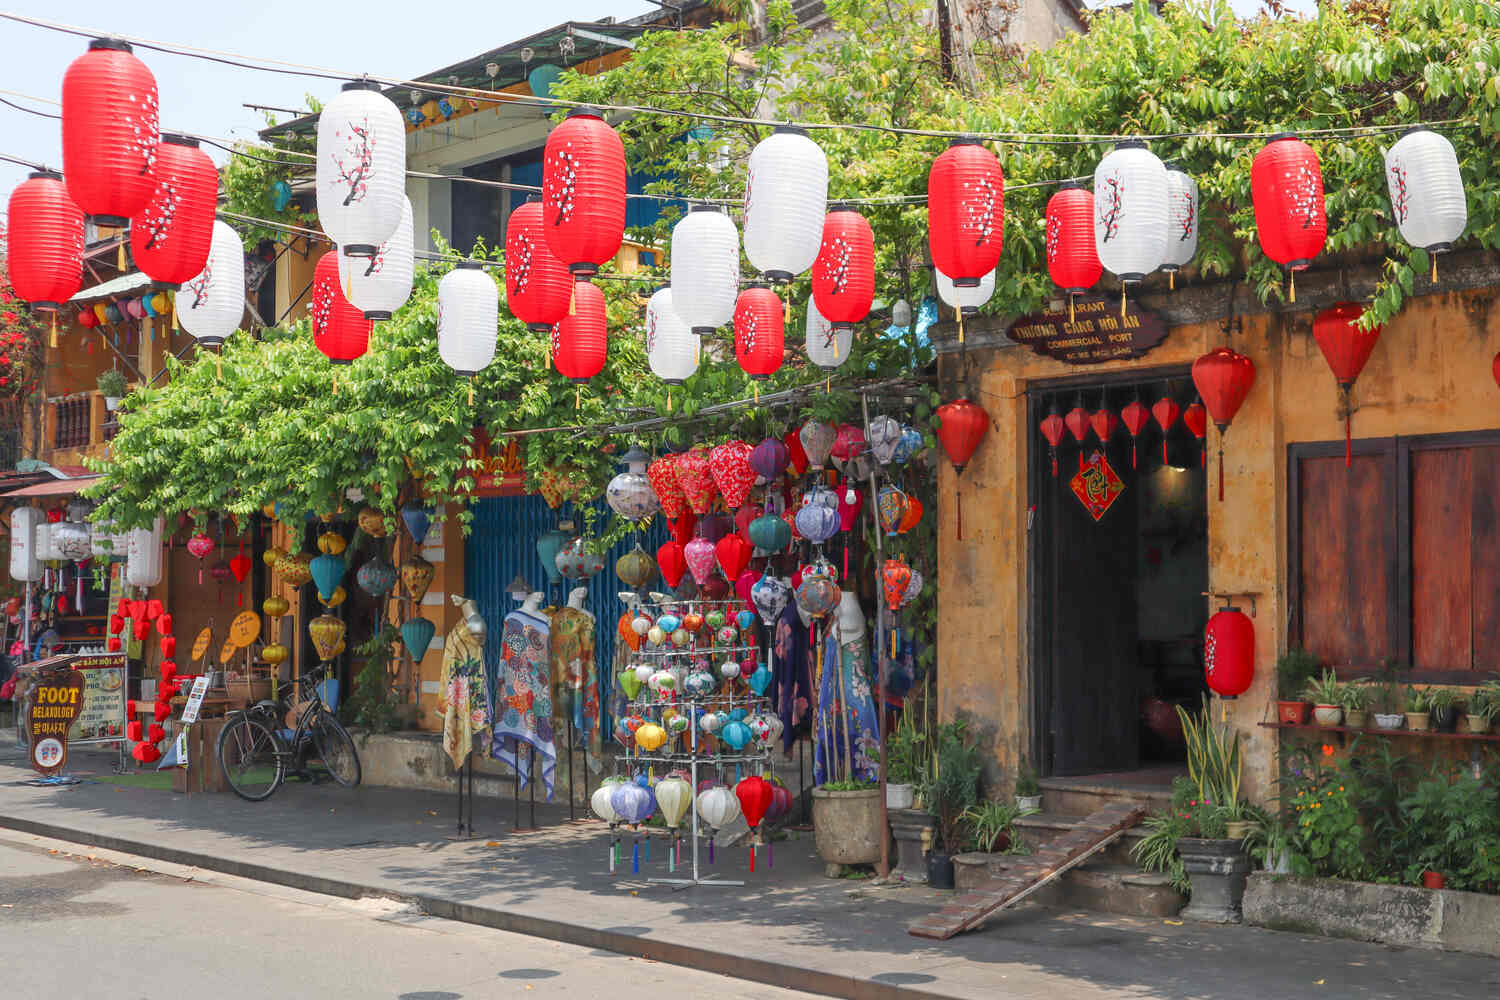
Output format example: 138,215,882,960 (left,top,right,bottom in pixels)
734,285,785,380
310,252,372,364
6,171,84,310
504,198,573,331
1204,604,1255,698
811,207,874,333
552,279,607,382
61,38,159,225
927,140,1005,287
541,108,626,275
130,135,217,286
